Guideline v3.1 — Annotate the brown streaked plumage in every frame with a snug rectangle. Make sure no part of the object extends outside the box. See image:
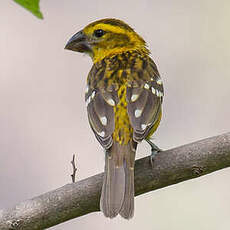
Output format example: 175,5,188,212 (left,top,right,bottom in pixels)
65,18,164,219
